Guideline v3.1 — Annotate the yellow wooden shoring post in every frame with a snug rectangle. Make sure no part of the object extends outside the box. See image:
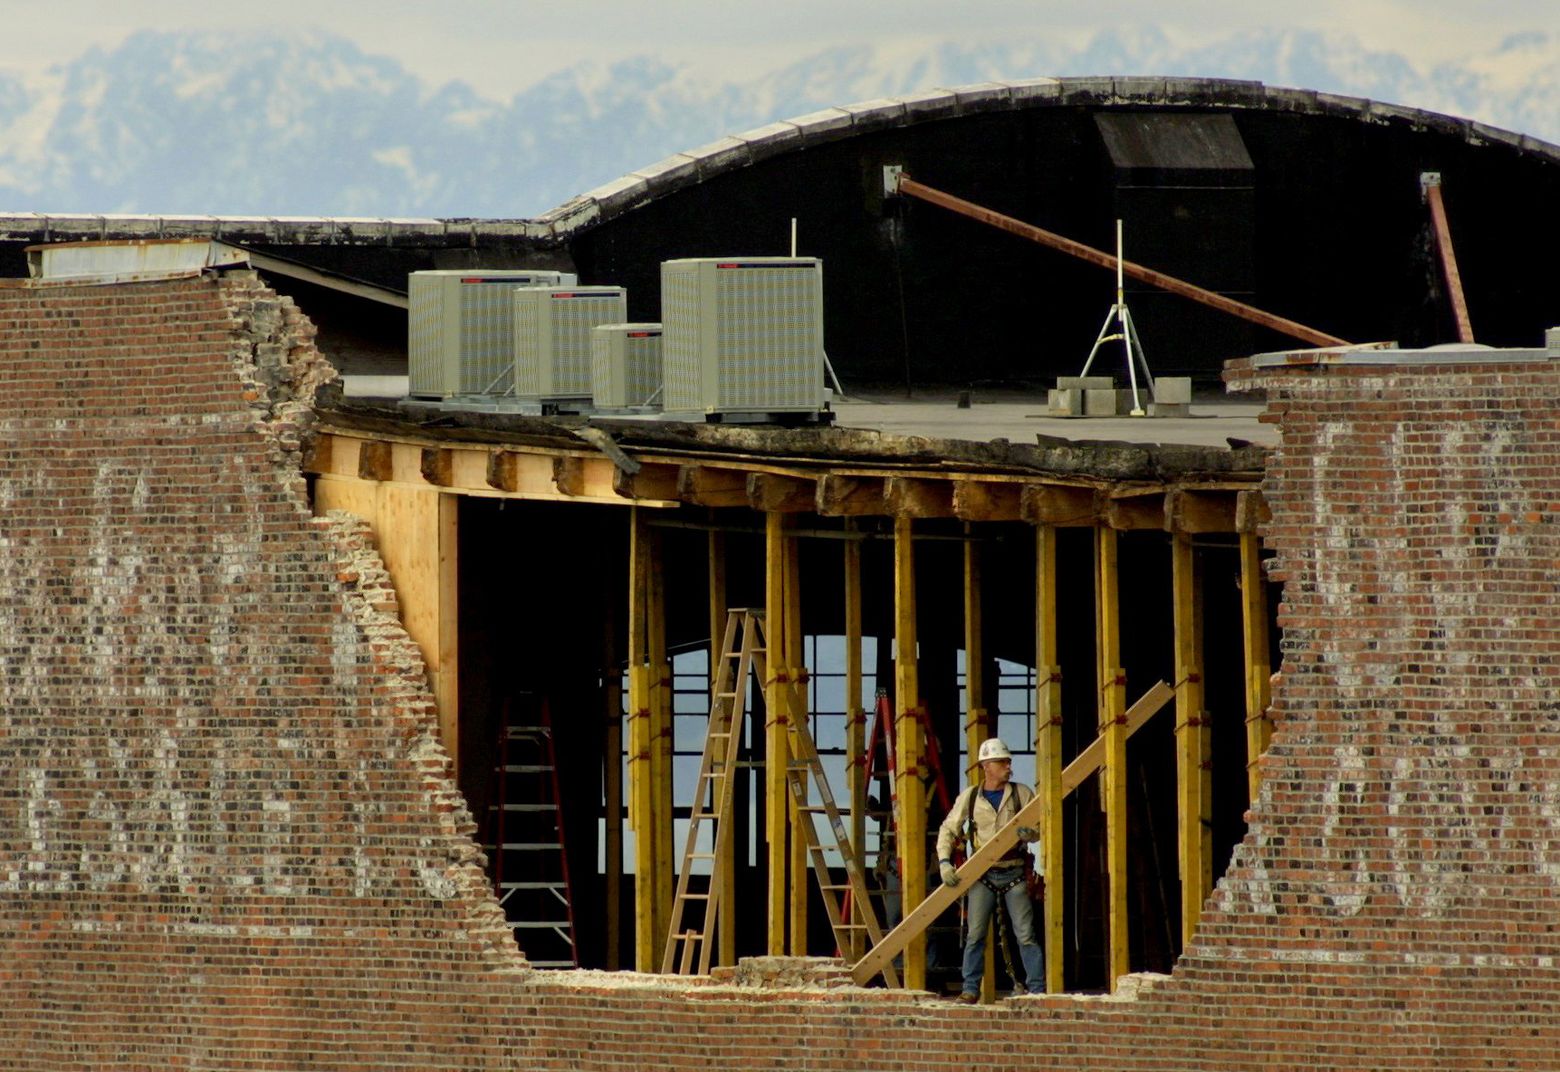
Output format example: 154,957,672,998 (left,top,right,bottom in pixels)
1171,533,1208,946
963,528,996,1001
843,520,866,959
709,529,727,687
893,515,927,989
436,495,460,777
764,512,789,955
1096,525,1129,988
708,529,737,967
964,530,988,783
628,508,656,971
785,531,808,955
1241,533,1273,804
1035,524,1064,993
647,526,673,957
603,606,624,971
1195,541,1212,905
